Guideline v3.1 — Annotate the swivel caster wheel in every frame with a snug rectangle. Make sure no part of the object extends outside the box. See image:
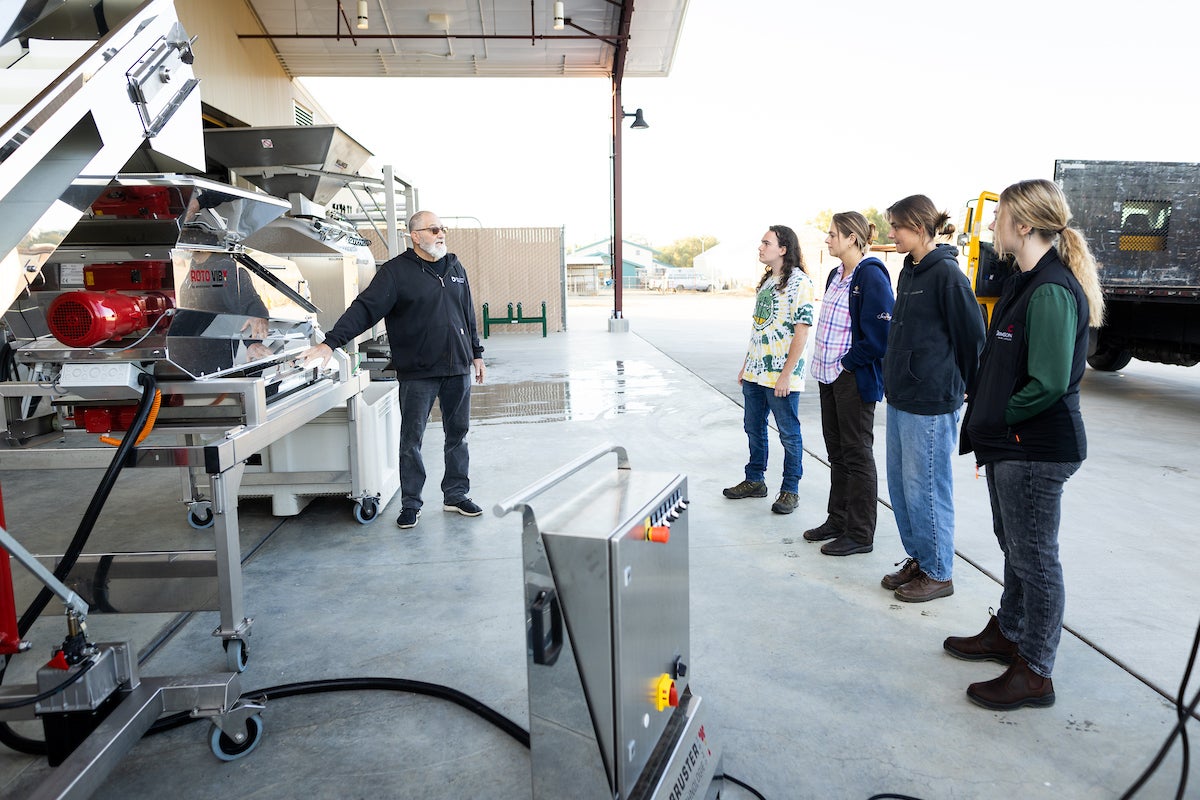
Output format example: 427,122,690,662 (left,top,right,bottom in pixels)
210,713,264,761
354,497,380,524
224,638,249,673
187,507,214,530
